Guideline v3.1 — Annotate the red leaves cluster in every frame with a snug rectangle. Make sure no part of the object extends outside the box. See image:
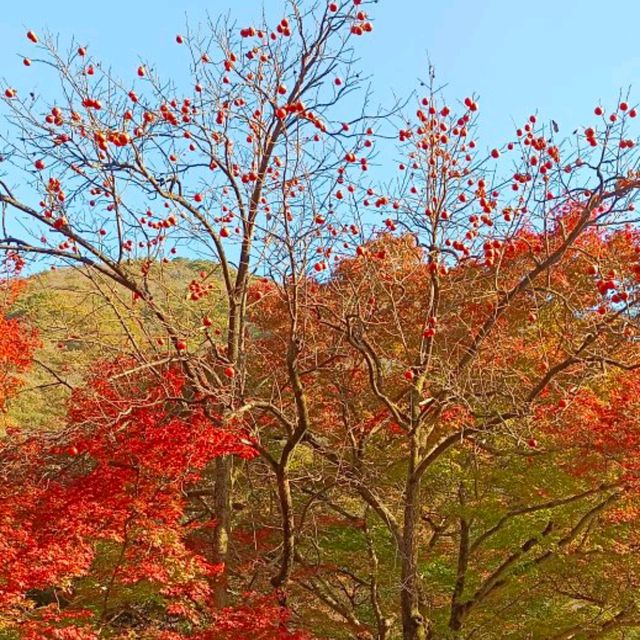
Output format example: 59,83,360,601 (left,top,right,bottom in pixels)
0,279,38,412
541,373,640,485
0,359,259,637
